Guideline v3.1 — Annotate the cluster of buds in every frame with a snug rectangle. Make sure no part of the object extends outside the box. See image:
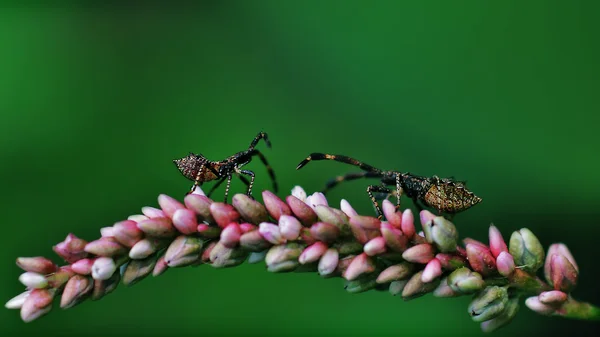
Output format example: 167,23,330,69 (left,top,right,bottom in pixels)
5,186,598,332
